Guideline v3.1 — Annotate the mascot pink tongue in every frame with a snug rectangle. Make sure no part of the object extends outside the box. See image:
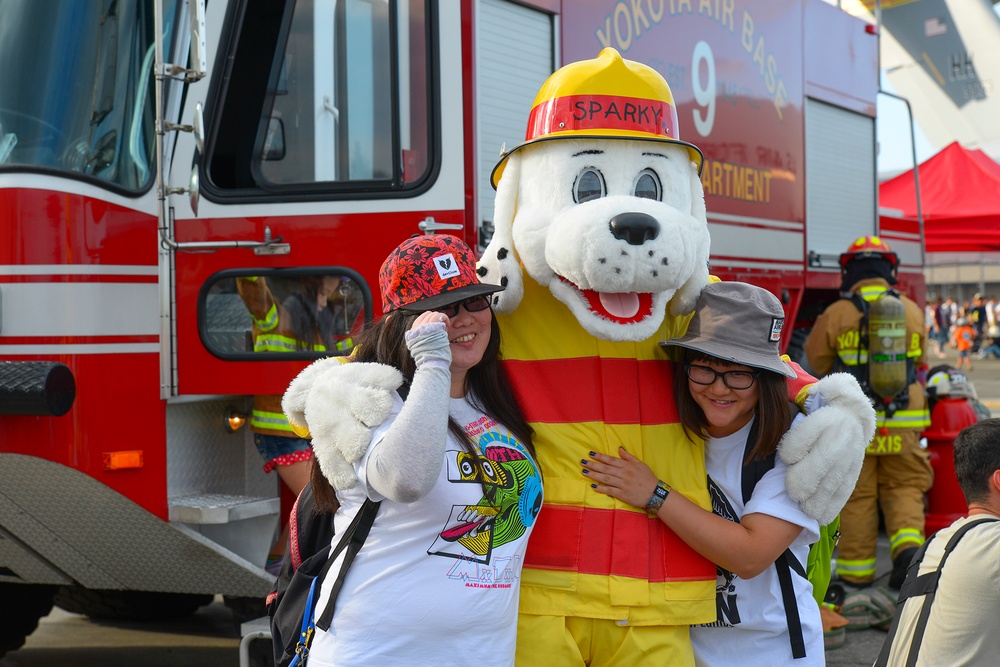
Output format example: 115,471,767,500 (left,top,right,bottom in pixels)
595,290,645,321
597,291,640,319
